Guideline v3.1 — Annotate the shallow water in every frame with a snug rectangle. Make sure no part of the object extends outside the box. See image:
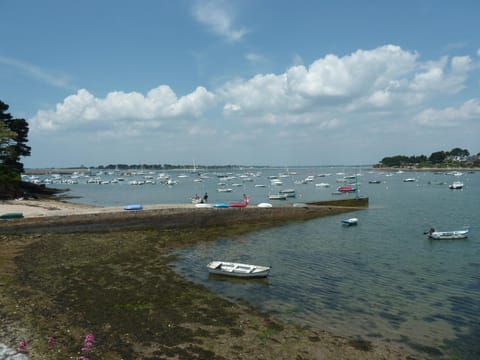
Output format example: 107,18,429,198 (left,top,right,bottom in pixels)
171,169,480,359
47,167,480,358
